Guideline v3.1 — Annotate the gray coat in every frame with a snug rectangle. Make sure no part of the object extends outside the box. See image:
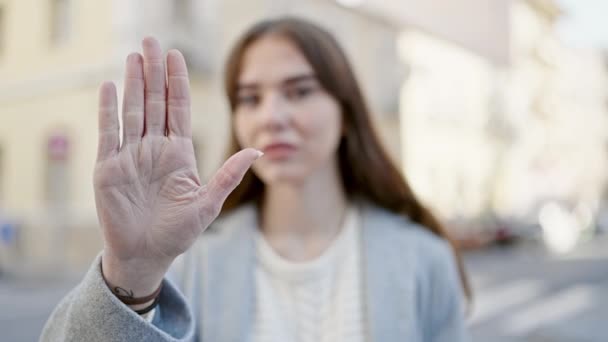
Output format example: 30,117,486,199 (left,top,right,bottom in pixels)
41,202,469,341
